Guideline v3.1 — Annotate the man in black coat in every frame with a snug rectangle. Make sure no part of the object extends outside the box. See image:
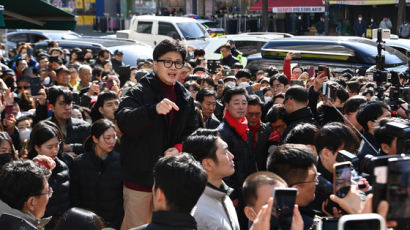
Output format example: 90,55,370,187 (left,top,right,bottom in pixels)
219,43,239,68
282,86,317,141
131,154,207,230
111,50,125,74
46,86,91,155
116,39,199,230
217,87,257,229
